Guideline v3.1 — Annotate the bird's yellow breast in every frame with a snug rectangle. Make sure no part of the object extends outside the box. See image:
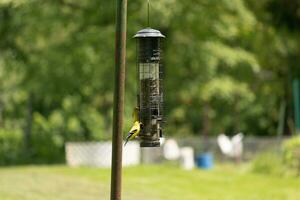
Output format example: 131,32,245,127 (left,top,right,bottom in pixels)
129,121,141,138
